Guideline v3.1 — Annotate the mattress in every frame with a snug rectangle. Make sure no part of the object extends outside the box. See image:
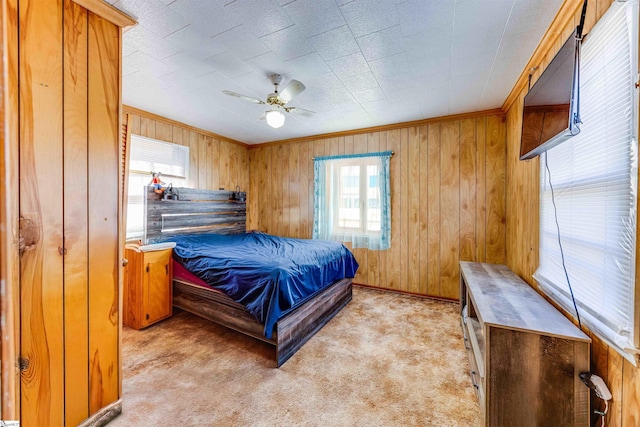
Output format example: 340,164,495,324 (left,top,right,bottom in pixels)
166,232,359,338
173,259,216,289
